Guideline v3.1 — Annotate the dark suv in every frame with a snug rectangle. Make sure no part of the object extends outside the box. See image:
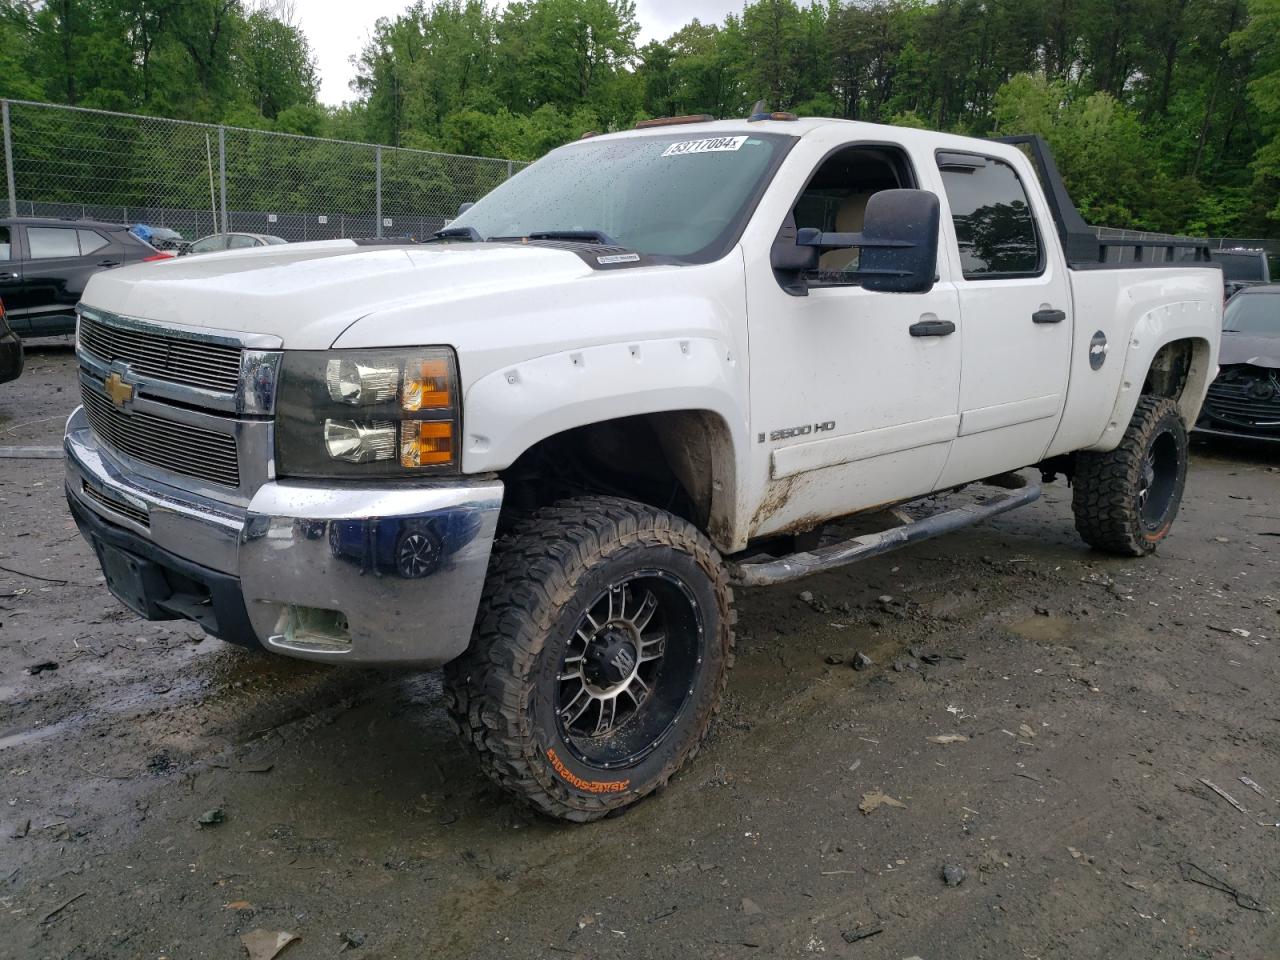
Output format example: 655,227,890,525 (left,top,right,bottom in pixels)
0,218,166,337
